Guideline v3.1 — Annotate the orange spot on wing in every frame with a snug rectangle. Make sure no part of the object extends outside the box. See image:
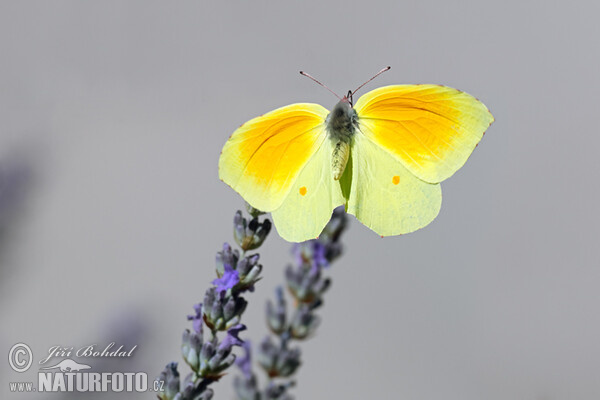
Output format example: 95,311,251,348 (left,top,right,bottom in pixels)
392,175,400,185
299,186,307,196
